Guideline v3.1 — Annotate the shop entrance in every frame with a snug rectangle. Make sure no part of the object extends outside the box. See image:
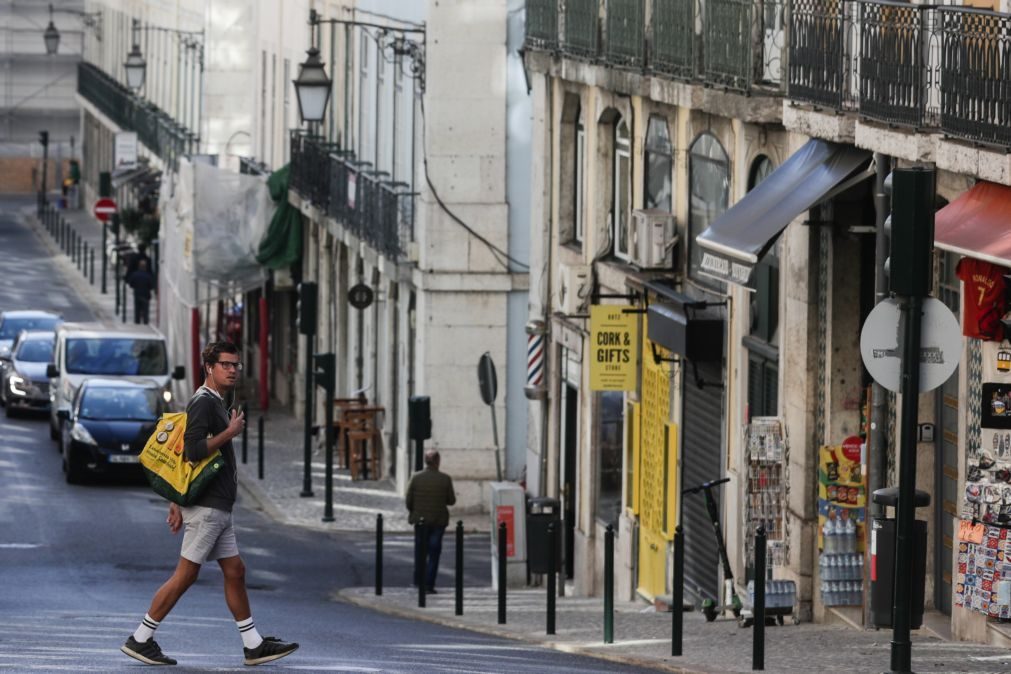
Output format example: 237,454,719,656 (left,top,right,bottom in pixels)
561,383,578,580
935,253,960,615
681,360,725,603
